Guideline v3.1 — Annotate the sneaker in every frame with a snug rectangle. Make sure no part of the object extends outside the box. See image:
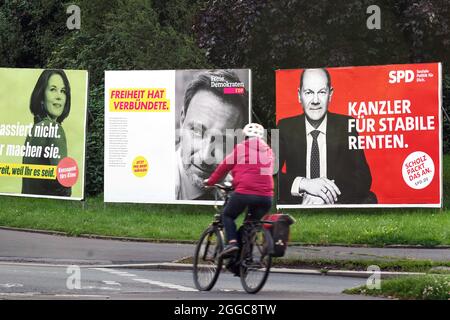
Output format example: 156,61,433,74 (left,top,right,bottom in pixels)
225,260,240,276
220,243,239,258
